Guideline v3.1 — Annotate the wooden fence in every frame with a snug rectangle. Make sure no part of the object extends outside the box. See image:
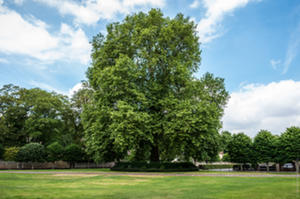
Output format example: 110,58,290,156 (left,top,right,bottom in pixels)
0,160,114,170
